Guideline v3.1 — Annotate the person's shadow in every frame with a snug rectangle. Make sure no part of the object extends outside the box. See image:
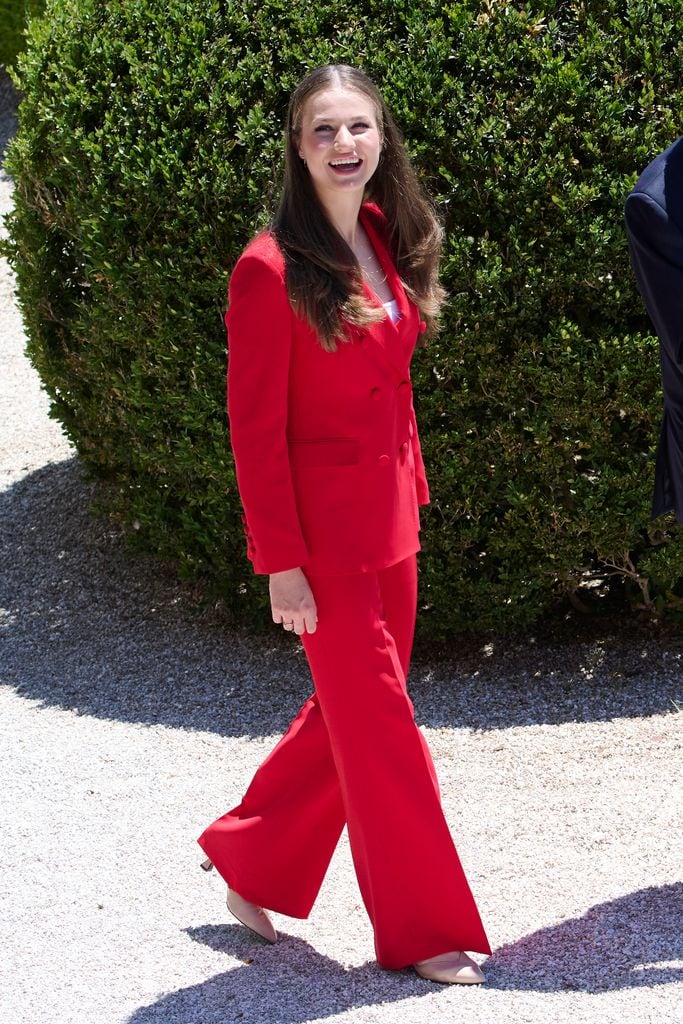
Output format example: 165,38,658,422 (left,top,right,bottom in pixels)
2,458,680,740
485,882,682,992
124,884,681,1022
